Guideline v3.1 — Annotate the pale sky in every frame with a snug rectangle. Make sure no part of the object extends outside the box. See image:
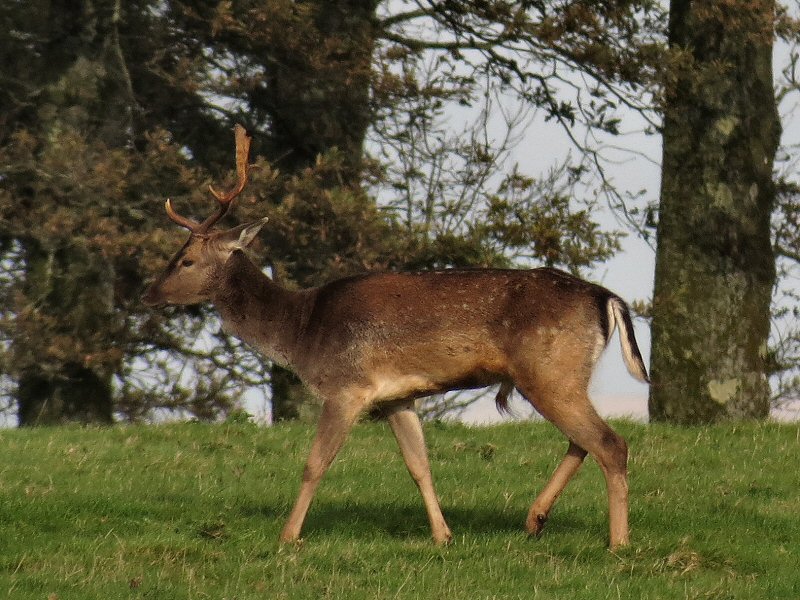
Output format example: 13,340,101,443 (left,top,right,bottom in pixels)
459,48,800,424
